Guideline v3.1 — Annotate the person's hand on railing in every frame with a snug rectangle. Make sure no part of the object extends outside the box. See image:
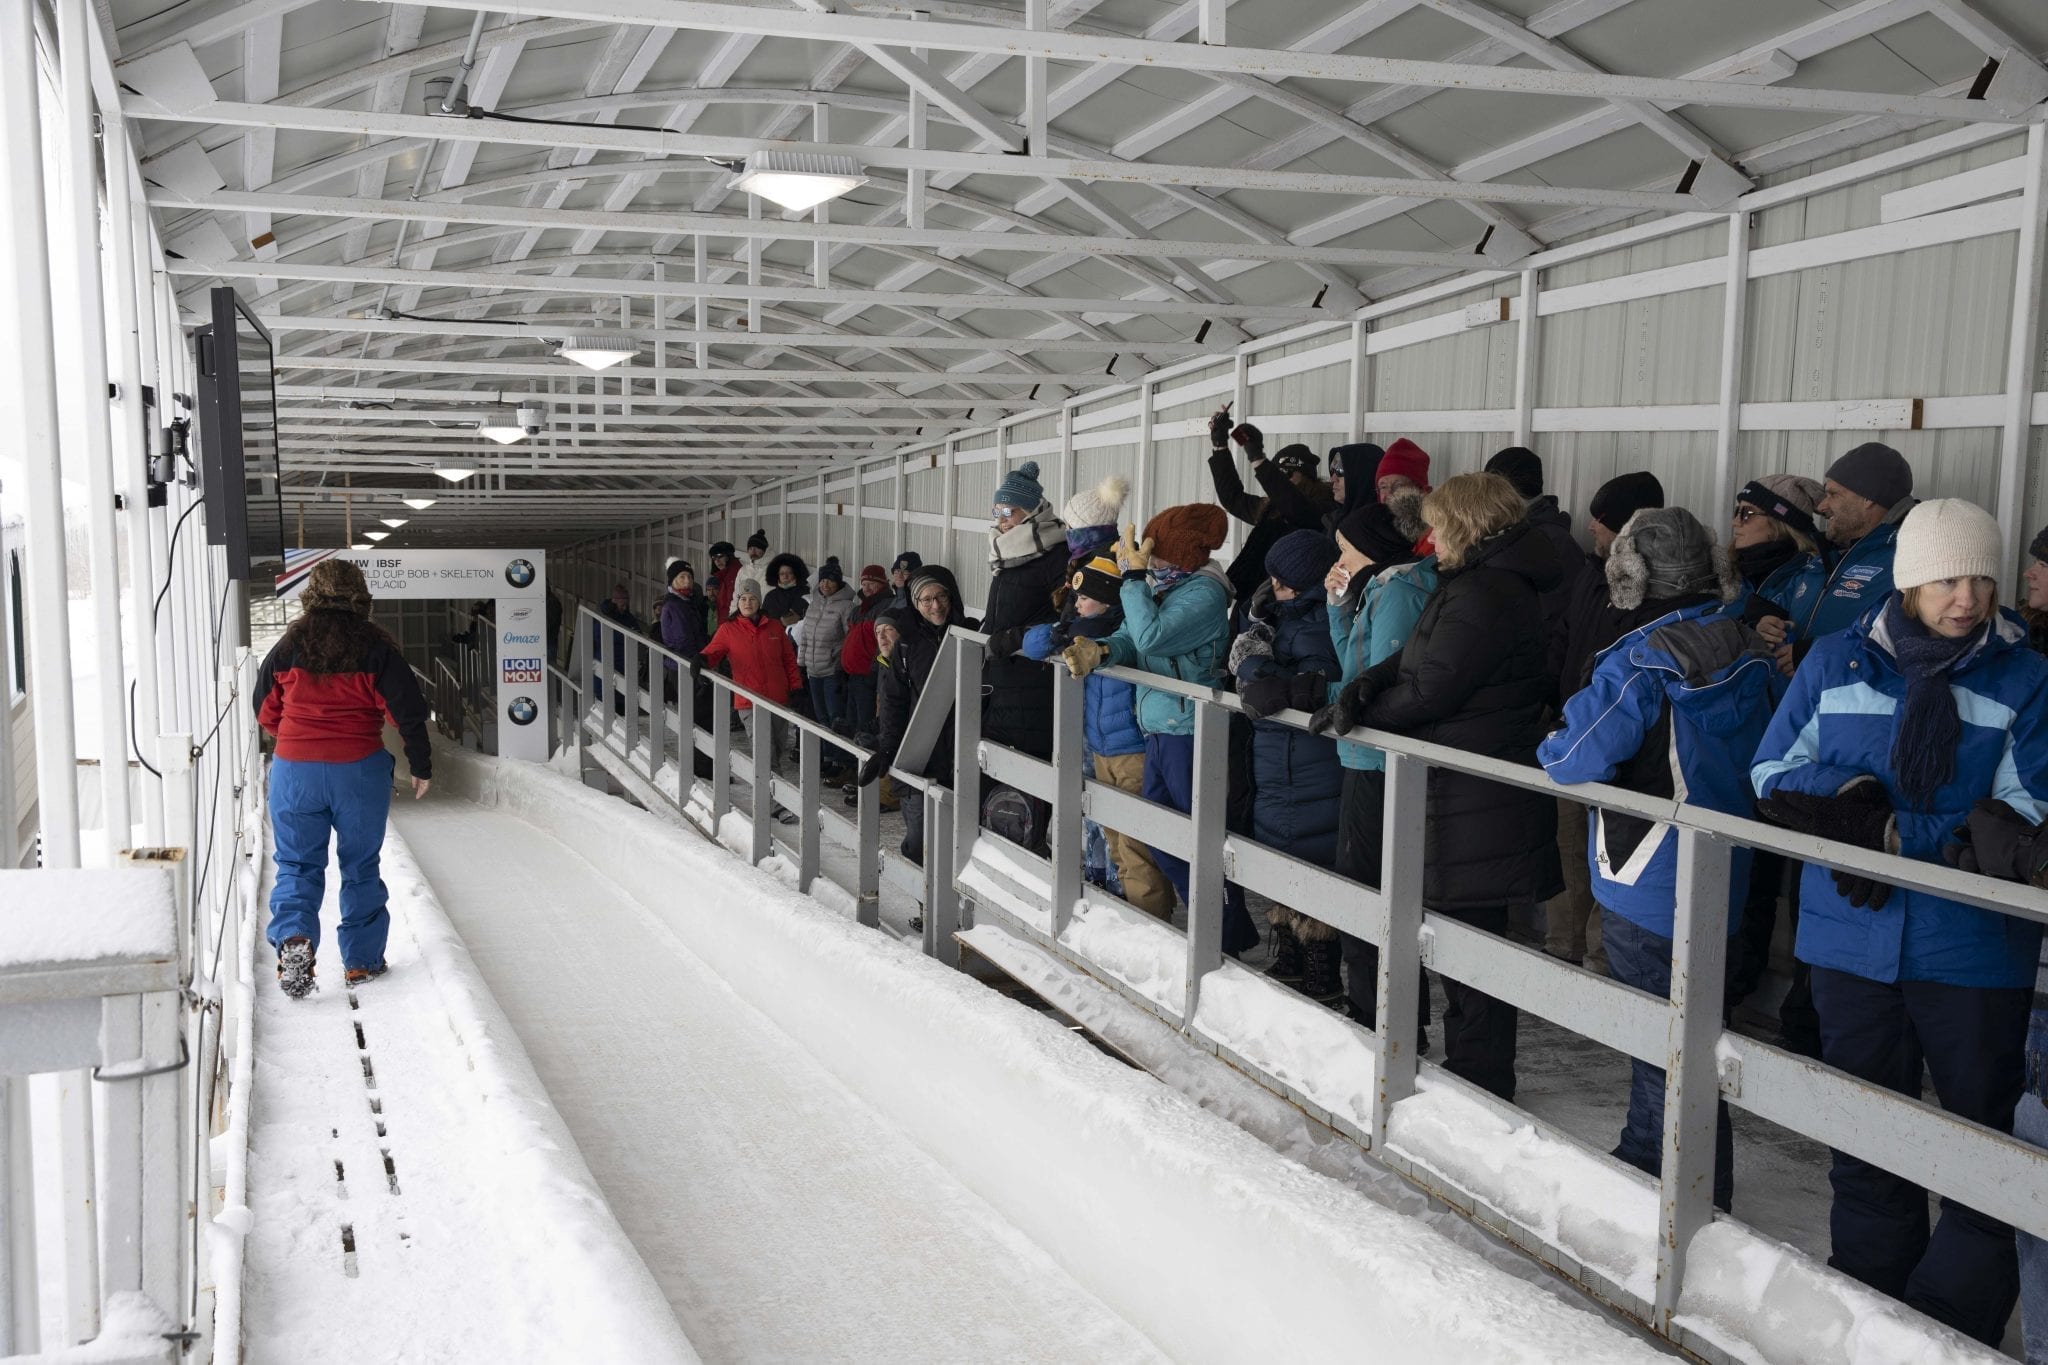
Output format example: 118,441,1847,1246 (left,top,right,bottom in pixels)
1240,671,1329,720
855,752,887,788
1756,777,1899,909
1944,798,2048,888
1309,673,1380,736
985,627,1023,661
1114,524,1153,577
1061,636,1108,679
